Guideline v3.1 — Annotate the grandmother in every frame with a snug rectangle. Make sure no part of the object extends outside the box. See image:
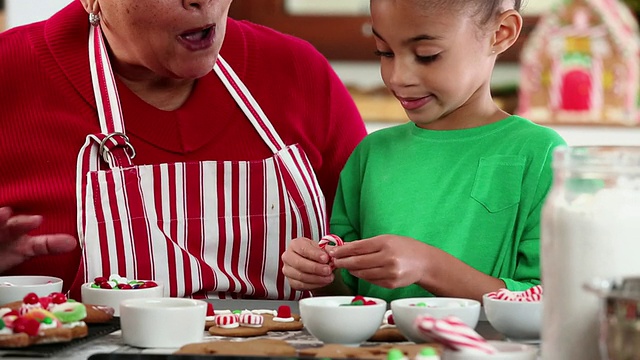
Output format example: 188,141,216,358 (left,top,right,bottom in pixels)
0,0,366,299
